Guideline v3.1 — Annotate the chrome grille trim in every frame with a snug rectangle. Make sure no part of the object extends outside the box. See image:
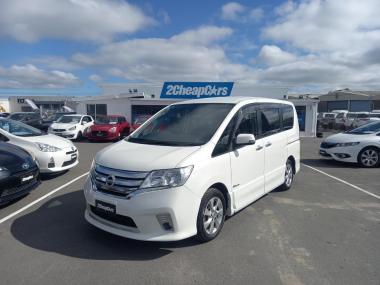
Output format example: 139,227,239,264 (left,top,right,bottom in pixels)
92,164,148,196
